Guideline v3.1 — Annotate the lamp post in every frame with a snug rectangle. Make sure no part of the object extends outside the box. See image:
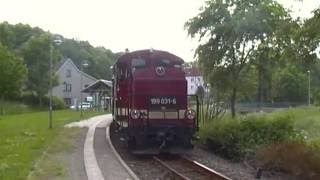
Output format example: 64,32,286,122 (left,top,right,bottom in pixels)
49,35,63,129
307,70,311,106
80,60,89,117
